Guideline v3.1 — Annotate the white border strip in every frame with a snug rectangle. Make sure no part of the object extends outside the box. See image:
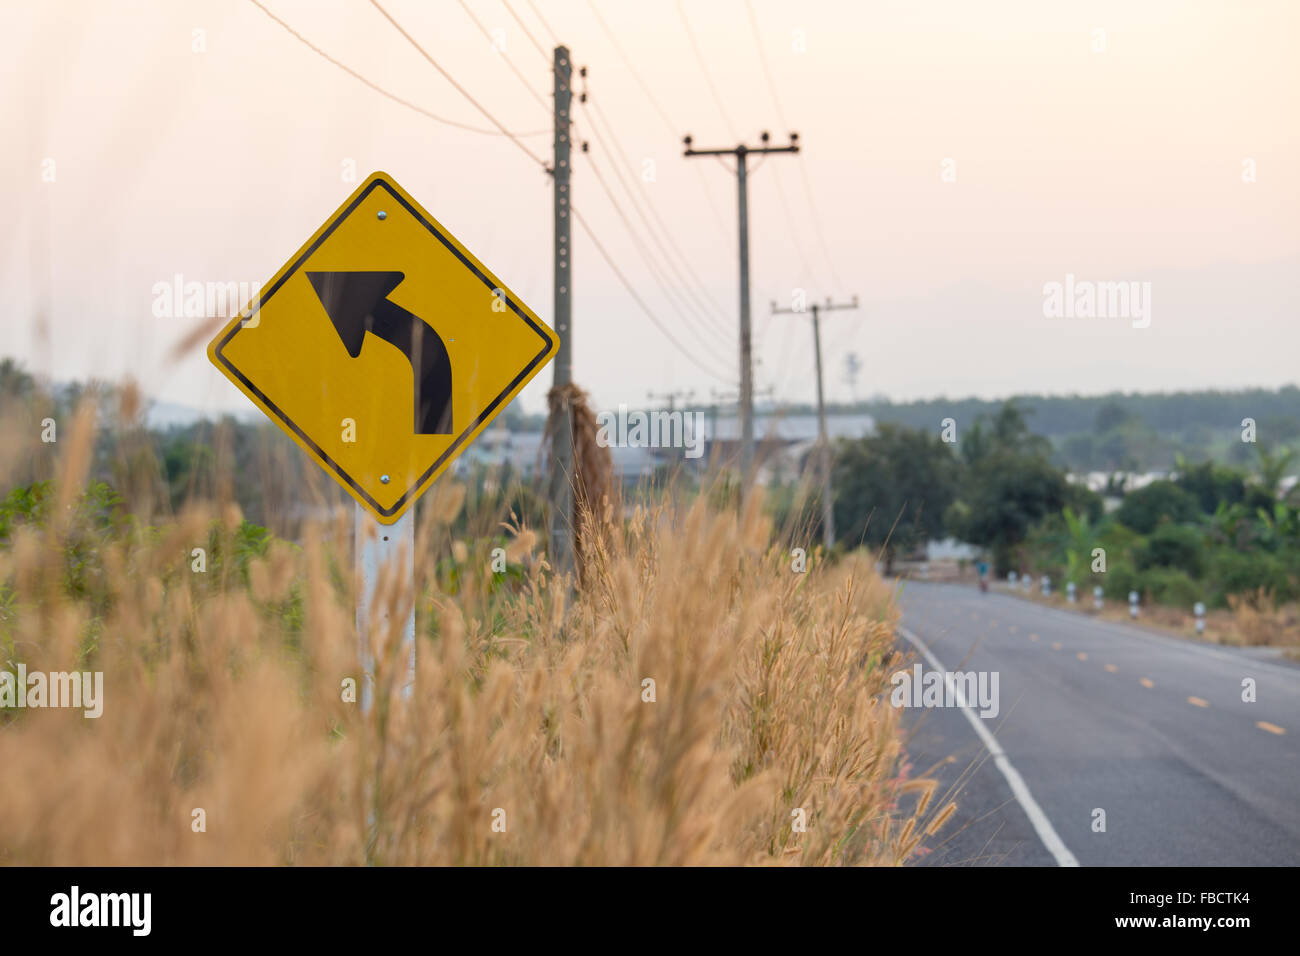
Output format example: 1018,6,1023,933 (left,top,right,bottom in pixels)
898,625,1080,867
